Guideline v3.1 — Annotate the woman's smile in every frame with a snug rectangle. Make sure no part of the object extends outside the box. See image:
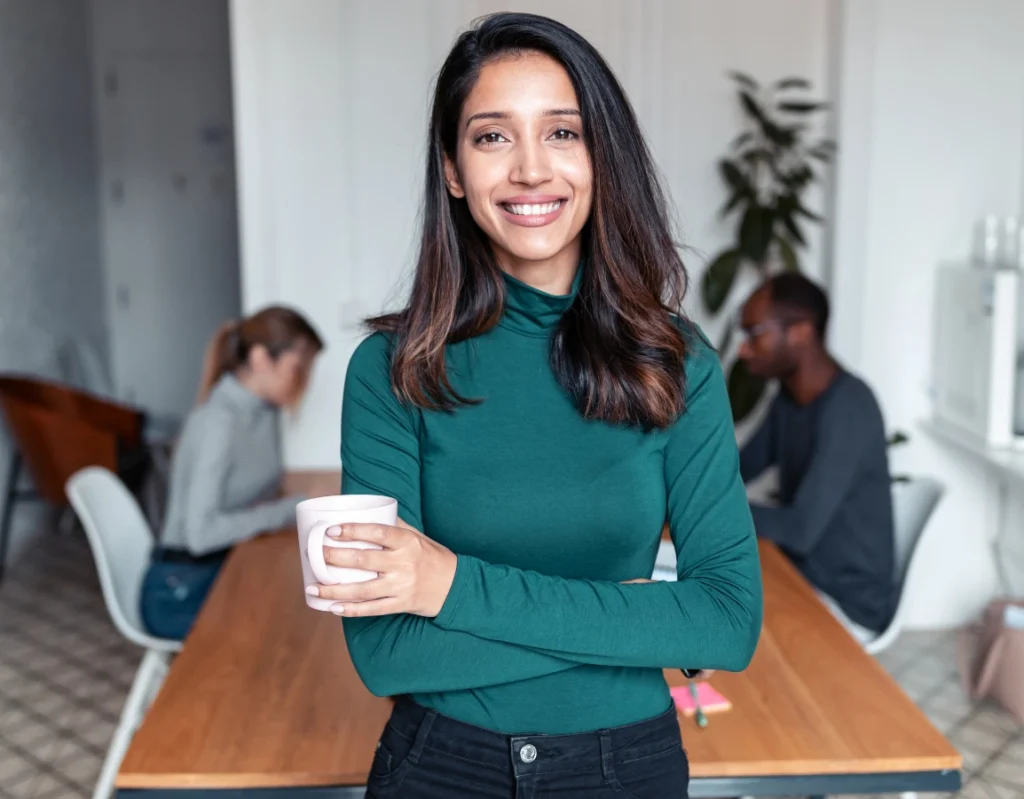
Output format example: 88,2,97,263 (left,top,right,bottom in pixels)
496,195,568,227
